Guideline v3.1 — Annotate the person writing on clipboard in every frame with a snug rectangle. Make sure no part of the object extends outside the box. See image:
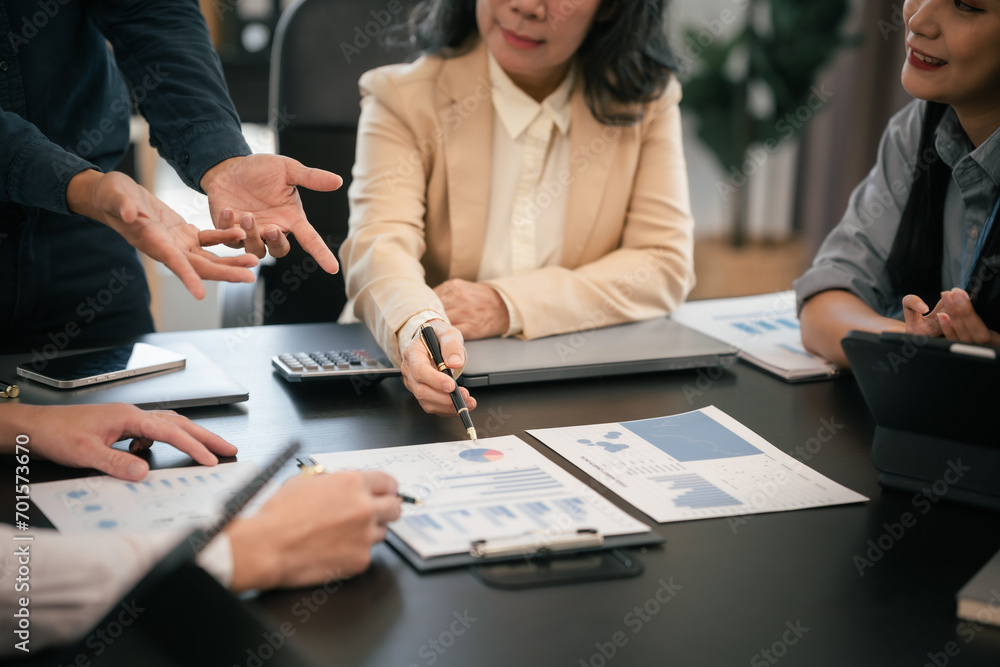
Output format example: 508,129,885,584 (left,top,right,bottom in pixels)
0,403,402,655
